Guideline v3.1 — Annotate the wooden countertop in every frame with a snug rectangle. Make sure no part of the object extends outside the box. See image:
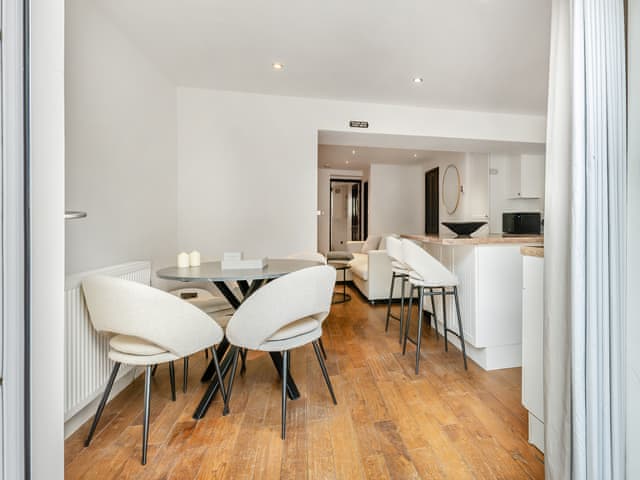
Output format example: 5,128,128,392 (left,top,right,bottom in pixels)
520,245,544,257
402,233,544,246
